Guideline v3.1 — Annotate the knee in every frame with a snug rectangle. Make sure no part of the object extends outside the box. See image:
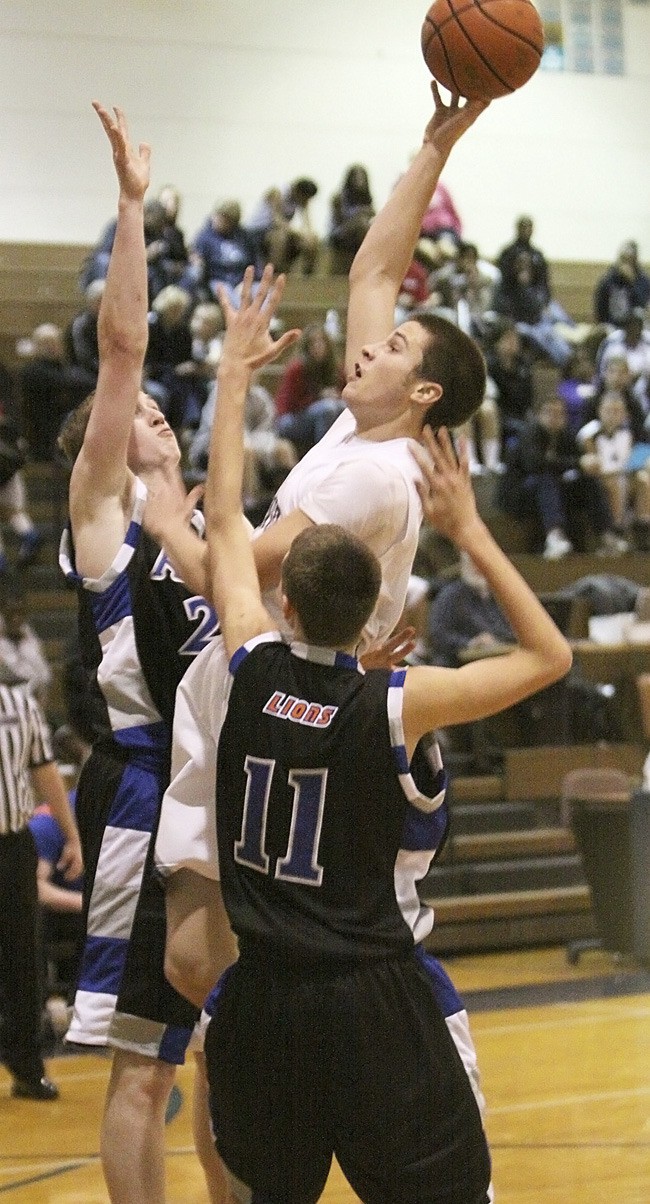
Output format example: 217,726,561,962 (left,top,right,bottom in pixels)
109,1051,176,1115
